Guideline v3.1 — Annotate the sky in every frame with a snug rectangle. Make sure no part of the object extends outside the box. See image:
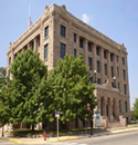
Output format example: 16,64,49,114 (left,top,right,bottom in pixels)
0,0,138,107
